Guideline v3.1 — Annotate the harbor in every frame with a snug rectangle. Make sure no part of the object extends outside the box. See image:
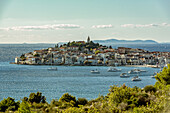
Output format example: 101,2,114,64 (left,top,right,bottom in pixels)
0,62,160,103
